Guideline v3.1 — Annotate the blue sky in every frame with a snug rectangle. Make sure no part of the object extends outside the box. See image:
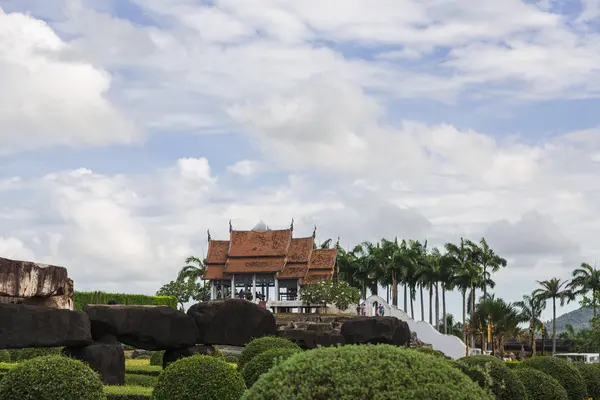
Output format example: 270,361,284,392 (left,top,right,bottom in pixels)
1,0,600,322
